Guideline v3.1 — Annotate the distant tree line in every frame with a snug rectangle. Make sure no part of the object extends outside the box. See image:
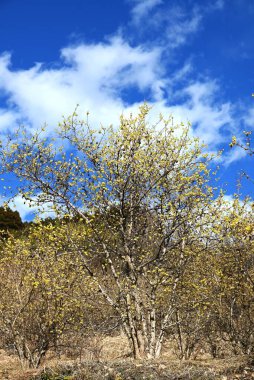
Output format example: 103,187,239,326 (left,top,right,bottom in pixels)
0,206,23,231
